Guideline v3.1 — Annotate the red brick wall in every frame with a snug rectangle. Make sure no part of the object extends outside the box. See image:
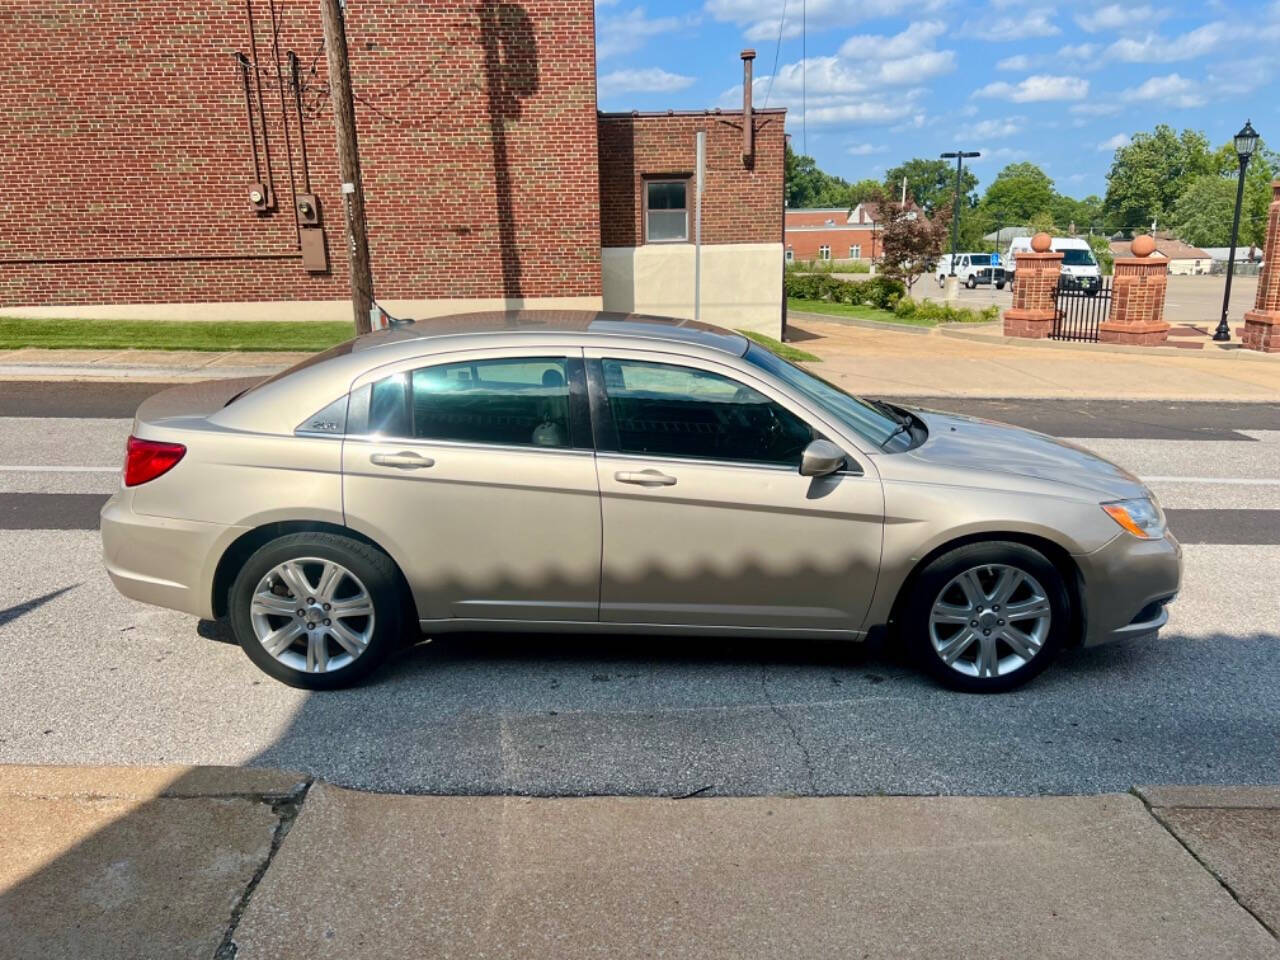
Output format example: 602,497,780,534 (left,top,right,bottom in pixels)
598,110,784,248
0,0,601,307
785,228,878,261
